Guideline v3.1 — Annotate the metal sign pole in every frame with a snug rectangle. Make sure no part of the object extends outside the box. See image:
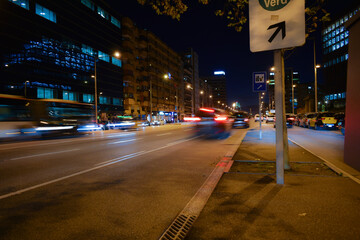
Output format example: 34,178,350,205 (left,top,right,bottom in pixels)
274,49,290,184
259,92,262,139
